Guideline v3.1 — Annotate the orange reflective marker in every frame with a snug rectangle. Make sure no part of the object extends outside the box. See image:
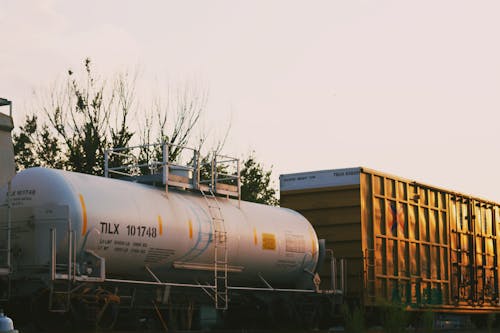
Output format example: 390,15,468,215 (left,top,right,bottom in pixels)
79,194,88,236
188,220,193,239
158,215,163,236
